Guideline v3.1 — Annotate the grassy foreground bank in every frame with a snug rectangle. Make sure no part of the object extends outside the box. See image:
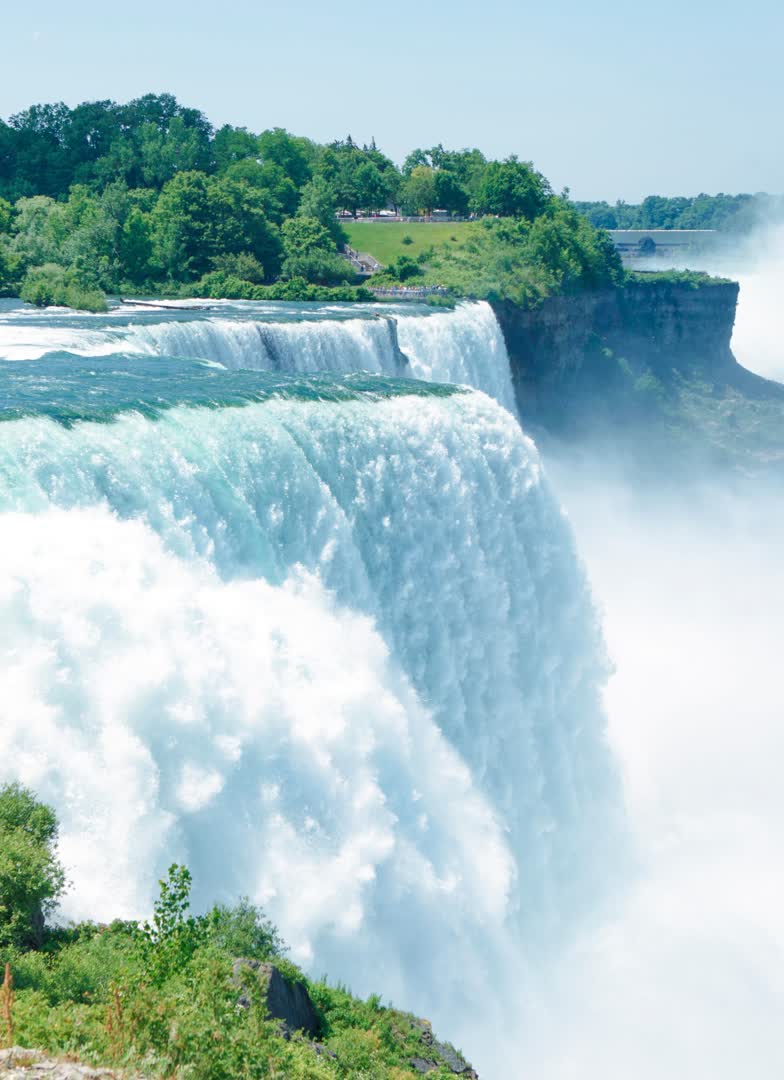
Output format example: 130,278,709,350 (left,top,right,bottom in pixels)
0,784,474,1079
